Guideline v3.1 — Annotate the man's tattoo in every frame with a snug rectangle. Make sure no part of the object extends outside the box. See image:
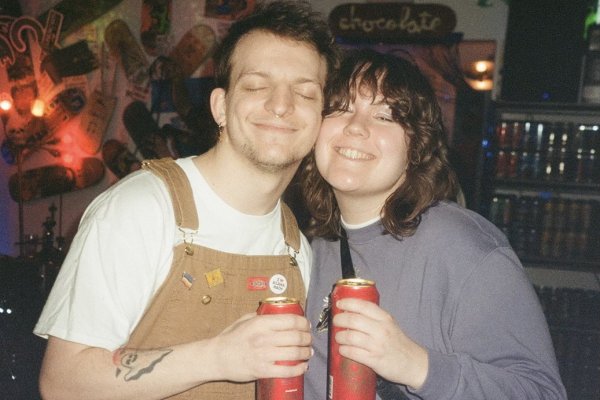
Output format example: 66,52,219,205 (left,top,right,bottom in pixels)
113,348,173,381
